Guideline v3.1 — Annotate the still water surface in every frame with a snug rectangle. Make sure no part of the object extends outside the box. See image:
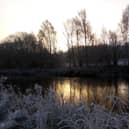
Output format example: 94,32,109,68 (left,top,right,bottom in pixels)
7,77,129,108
